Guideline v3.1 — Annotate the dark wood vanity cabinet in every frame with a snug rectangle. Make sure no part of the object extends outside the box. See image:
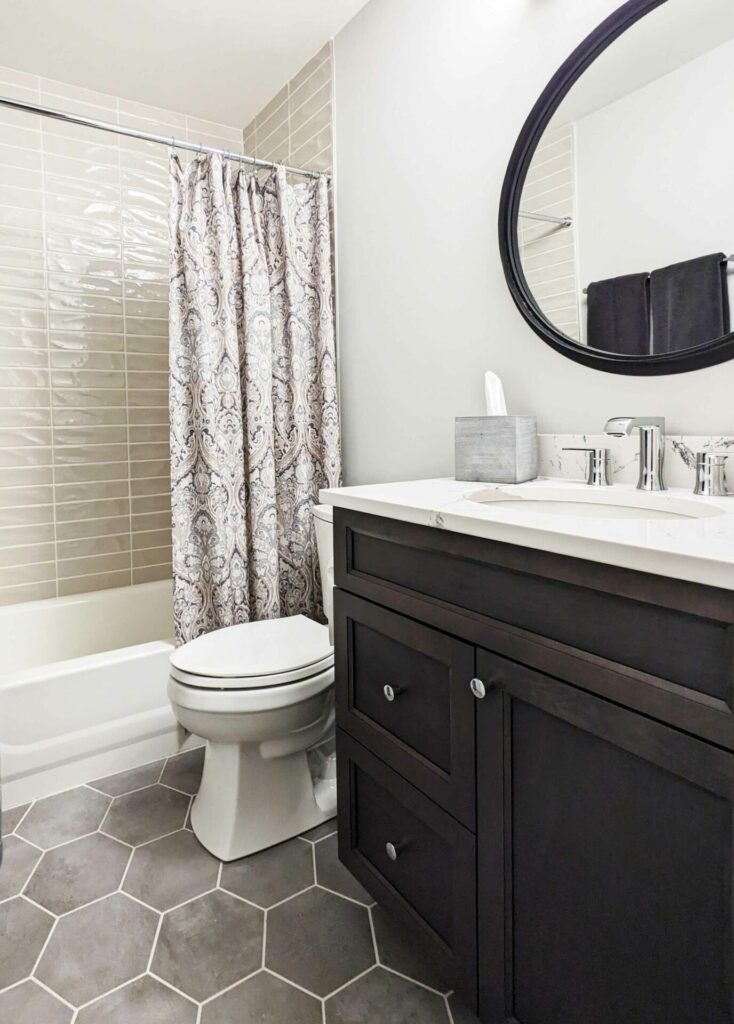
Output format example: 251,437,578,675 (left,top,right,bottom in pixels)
334,508,734,1023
